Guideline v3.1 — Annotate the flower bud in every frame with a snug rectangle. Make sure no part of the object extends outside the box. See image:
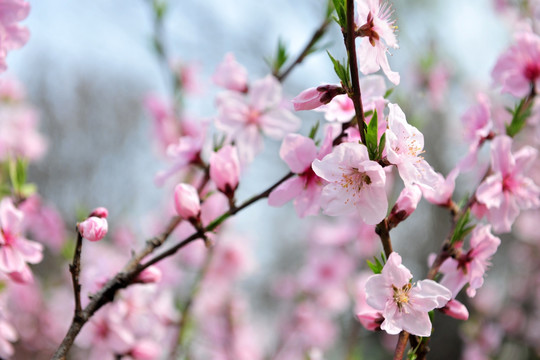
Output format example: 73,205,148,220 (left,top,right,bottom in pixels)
78,216,108,242
440,299,469,321
174,183,201,219
210,145,241,195
291,85,345,111
388,185,422,229
134,266,162,284
89,206,108,218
